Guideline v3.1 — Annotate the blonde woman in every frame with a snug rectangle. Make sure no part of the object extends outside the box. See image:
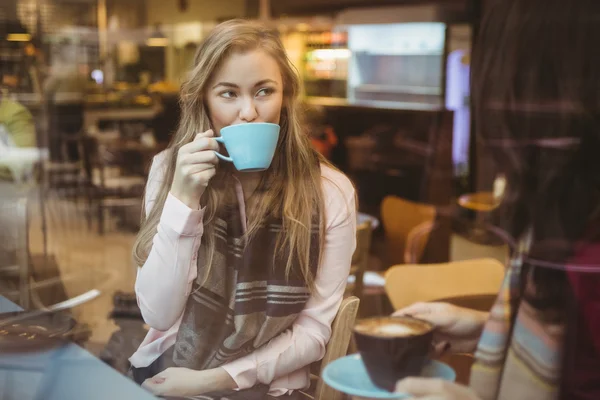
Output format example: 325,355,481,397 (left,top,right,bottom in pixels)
128,20,356,399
